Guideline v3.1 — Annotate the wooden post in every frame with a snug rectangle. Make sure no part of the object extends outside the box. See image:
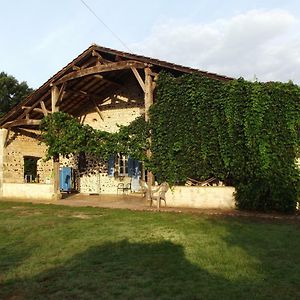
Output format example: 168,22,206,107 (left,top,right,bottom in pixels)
51,86,61,199
0,129,8,198
51,86,59,113
144,67,156,207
